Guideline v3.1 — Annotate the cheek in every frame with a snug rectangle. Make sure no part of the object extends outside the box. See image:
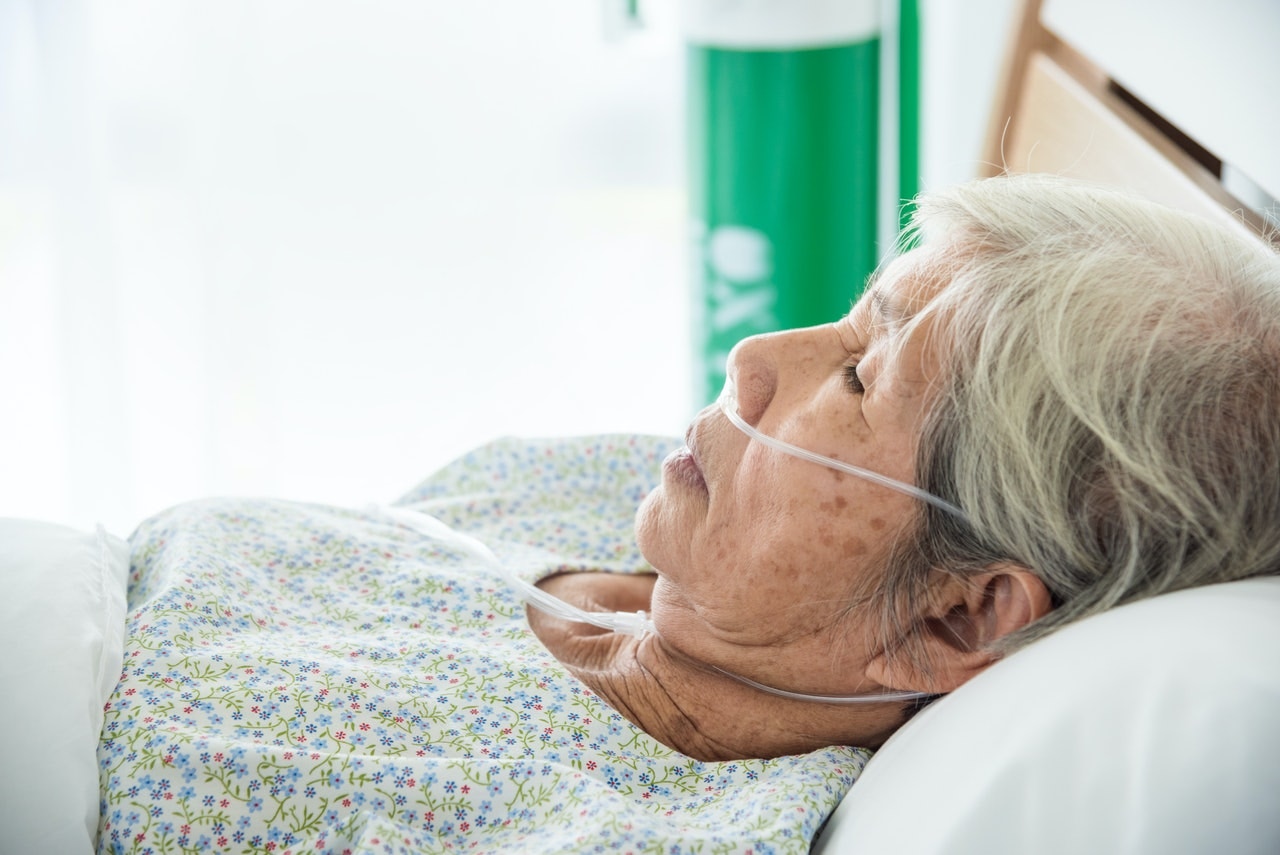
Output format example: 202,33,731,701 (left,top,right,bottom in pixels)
813,495,876,550
639,448,907,631
762,479,913,608
780,499,877,583
710,495,883,613
646,492,907,661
